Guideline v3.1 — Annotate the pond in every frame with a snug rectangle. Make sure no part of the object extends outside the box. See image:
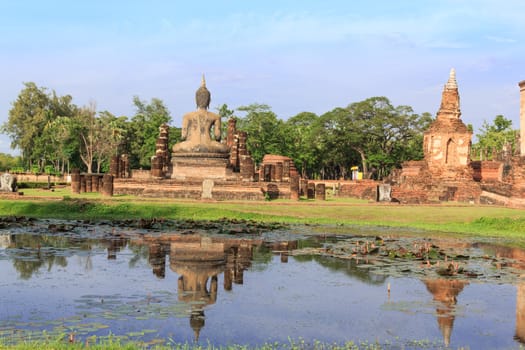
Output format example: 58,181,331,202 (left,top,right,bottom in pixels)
0,218,524,349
